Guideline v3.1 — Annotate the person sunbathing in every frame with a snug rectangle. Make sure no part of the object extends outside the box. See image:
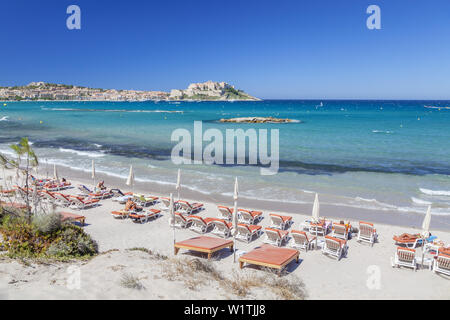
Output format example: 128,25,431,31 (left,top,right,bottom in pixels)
97,180,106,190
124,198,142,212
394,233,420,240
